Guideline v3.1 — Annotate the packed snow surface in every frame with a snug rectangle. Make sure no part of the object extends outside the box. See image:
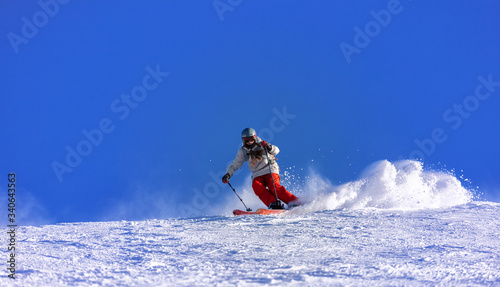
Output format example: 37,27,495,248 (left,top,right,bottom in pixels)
3,160,500,286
